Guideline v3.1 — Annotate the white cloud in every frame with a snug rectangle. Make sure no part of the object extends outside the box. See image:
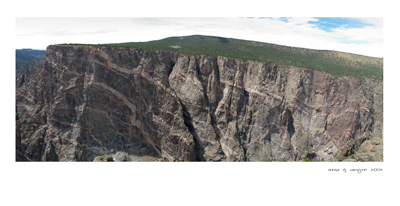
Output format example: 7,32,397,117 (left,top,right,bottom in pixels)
287,17,318,24
15,17,383,57
358,17,383,28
